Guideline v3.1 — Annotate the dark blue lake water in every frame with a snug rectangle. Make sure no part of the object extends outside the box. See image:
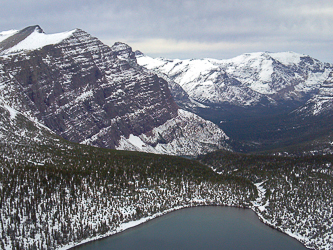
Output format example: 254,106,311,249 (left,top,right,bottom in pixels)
74,206,307,250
